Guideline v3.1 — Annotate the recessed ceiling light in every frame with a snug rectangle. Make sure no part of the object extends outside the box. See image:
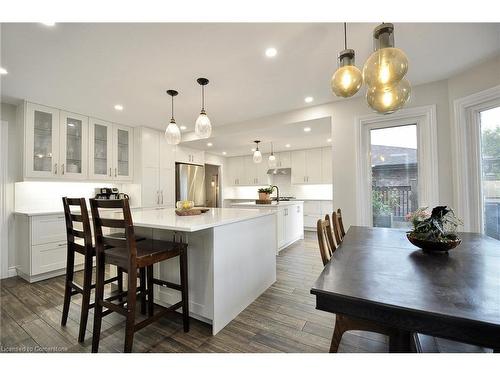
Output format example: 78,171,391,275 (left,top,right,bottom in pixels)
304,96,314,103
207,142,213,147
304,127,311,132
285,144,291,148
114,104,123,111
327,138,332,142
41,22,56,27
180,125,187,130
265,47,277,58
222,151,227,155
0,67,7,75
